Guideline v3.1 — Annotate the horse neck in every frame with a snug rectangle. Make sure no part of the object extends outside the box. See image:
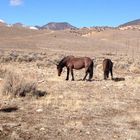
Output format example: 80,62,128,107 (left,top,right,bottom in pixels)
59,58,67,68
